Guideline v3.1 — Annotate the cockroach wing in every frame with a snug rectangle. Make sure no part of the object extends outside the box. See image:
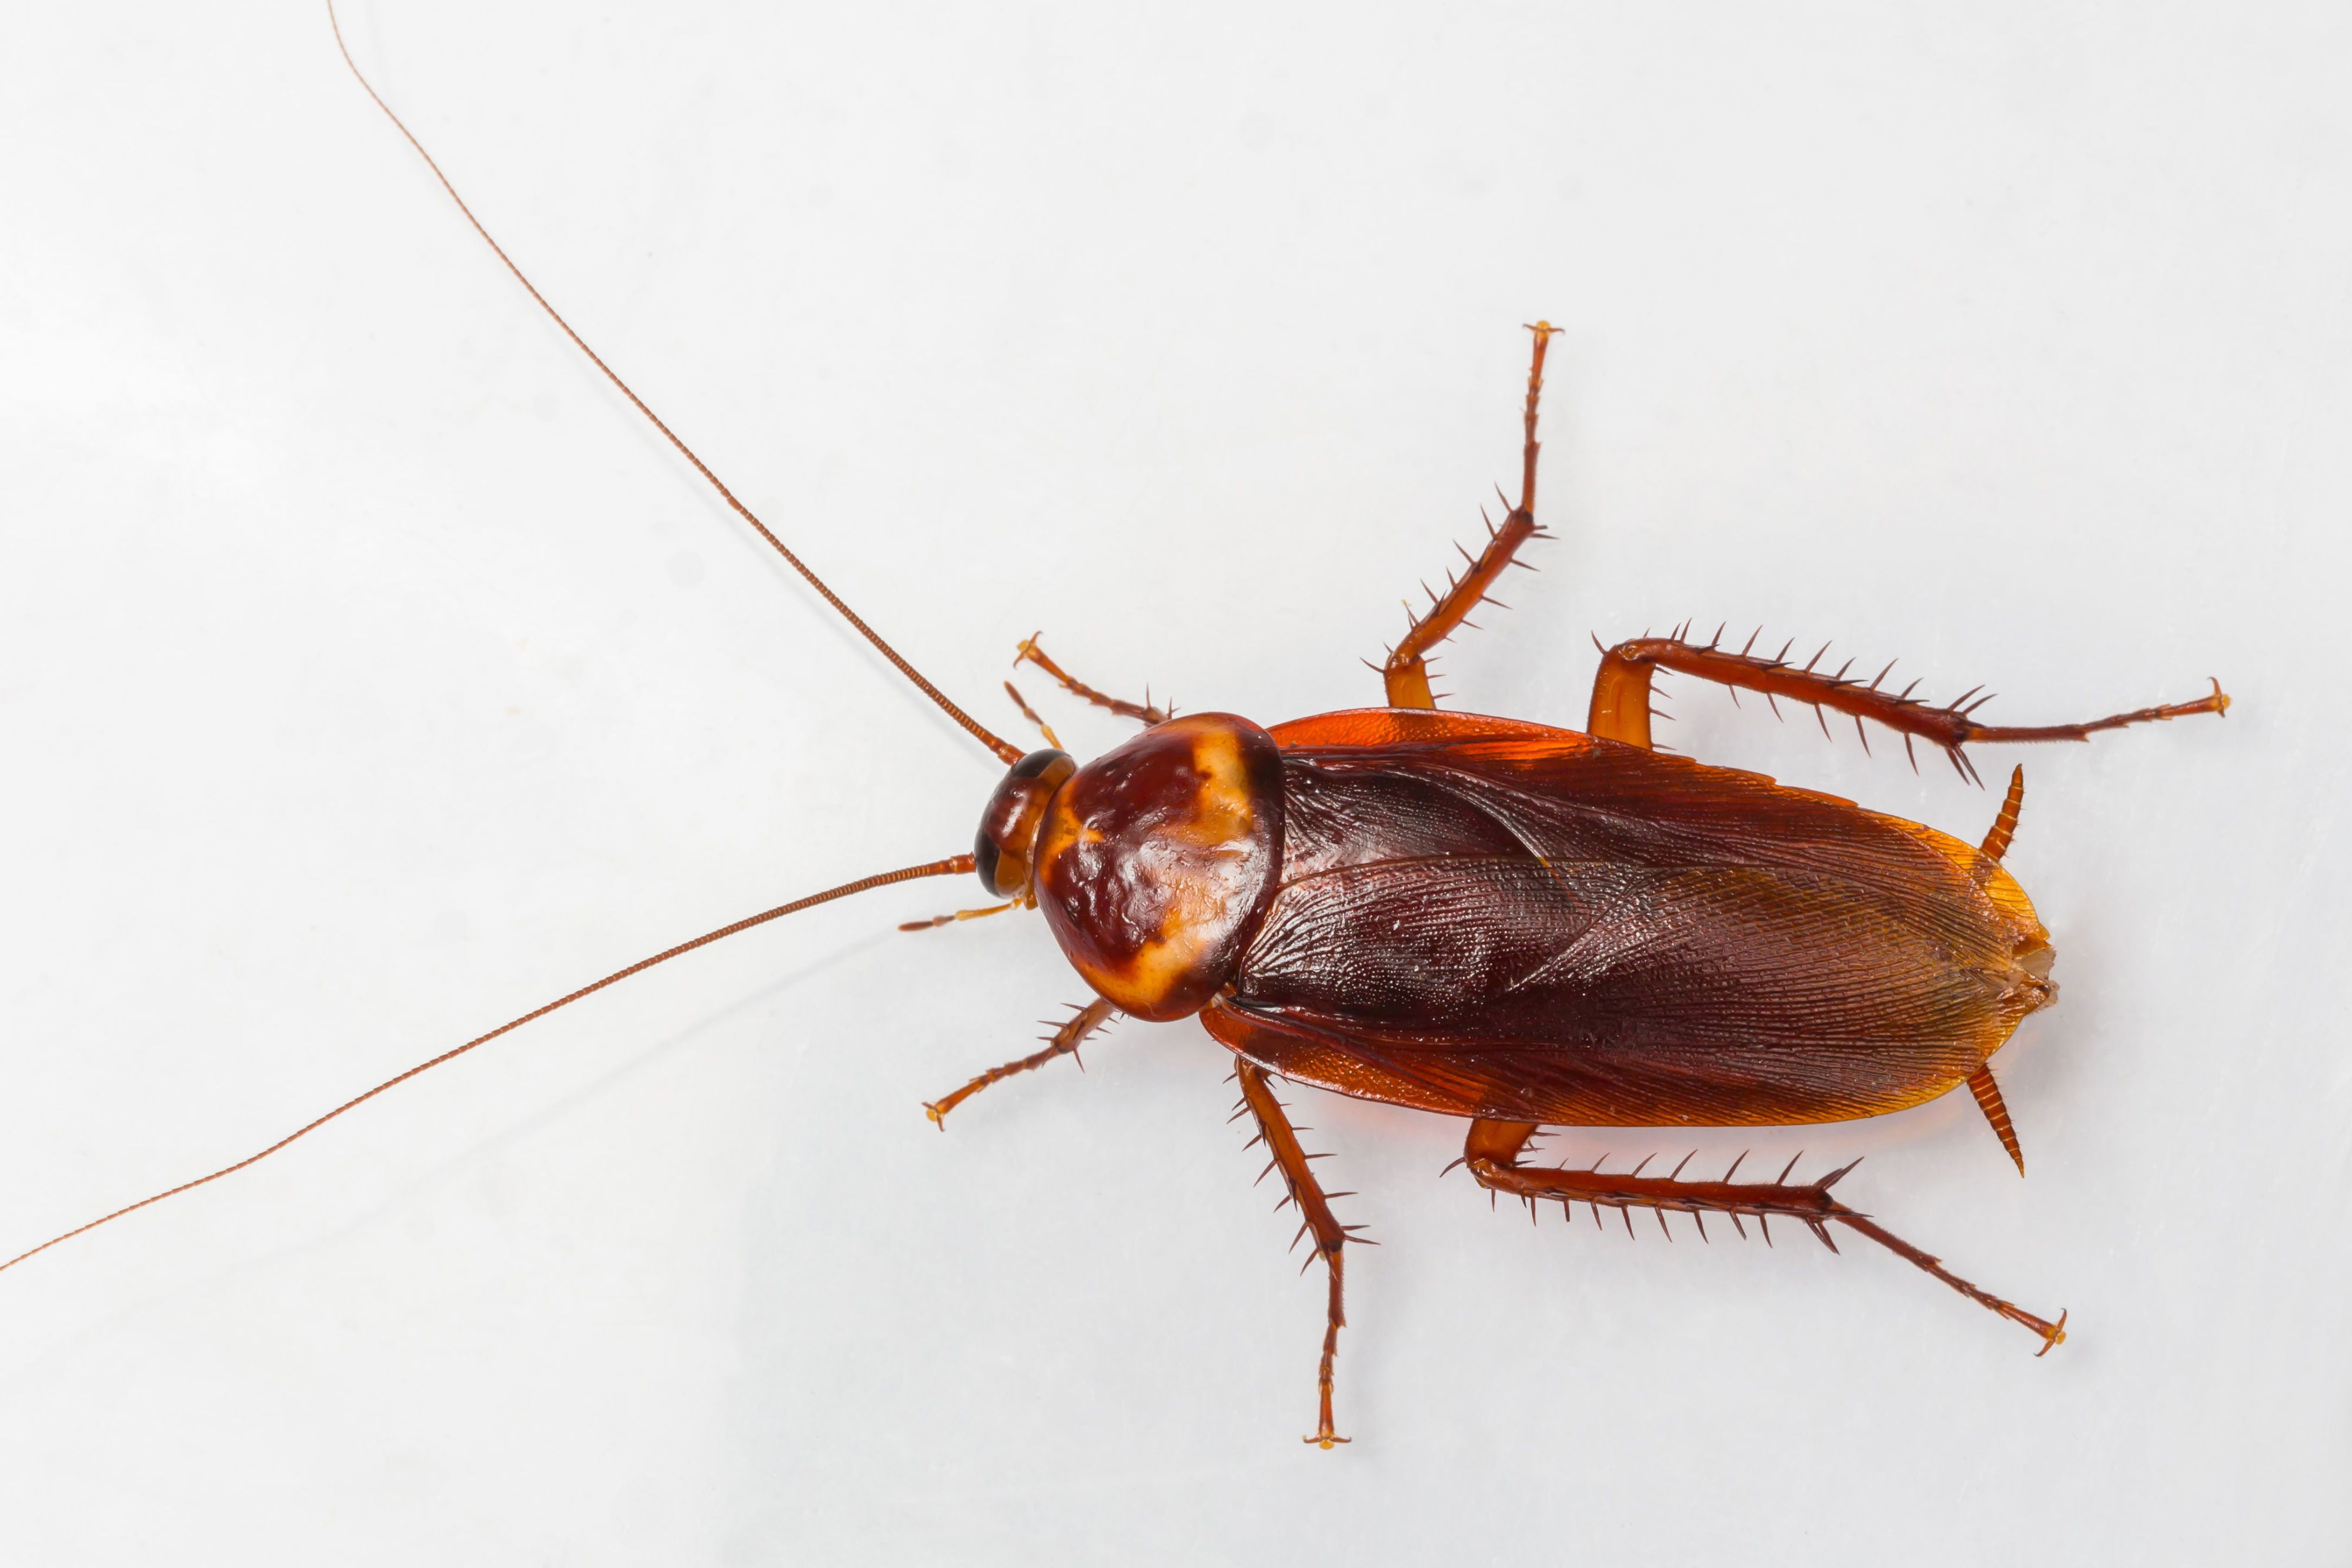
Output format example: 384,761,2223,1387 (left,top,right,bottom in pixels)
1197,710,2055,1126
